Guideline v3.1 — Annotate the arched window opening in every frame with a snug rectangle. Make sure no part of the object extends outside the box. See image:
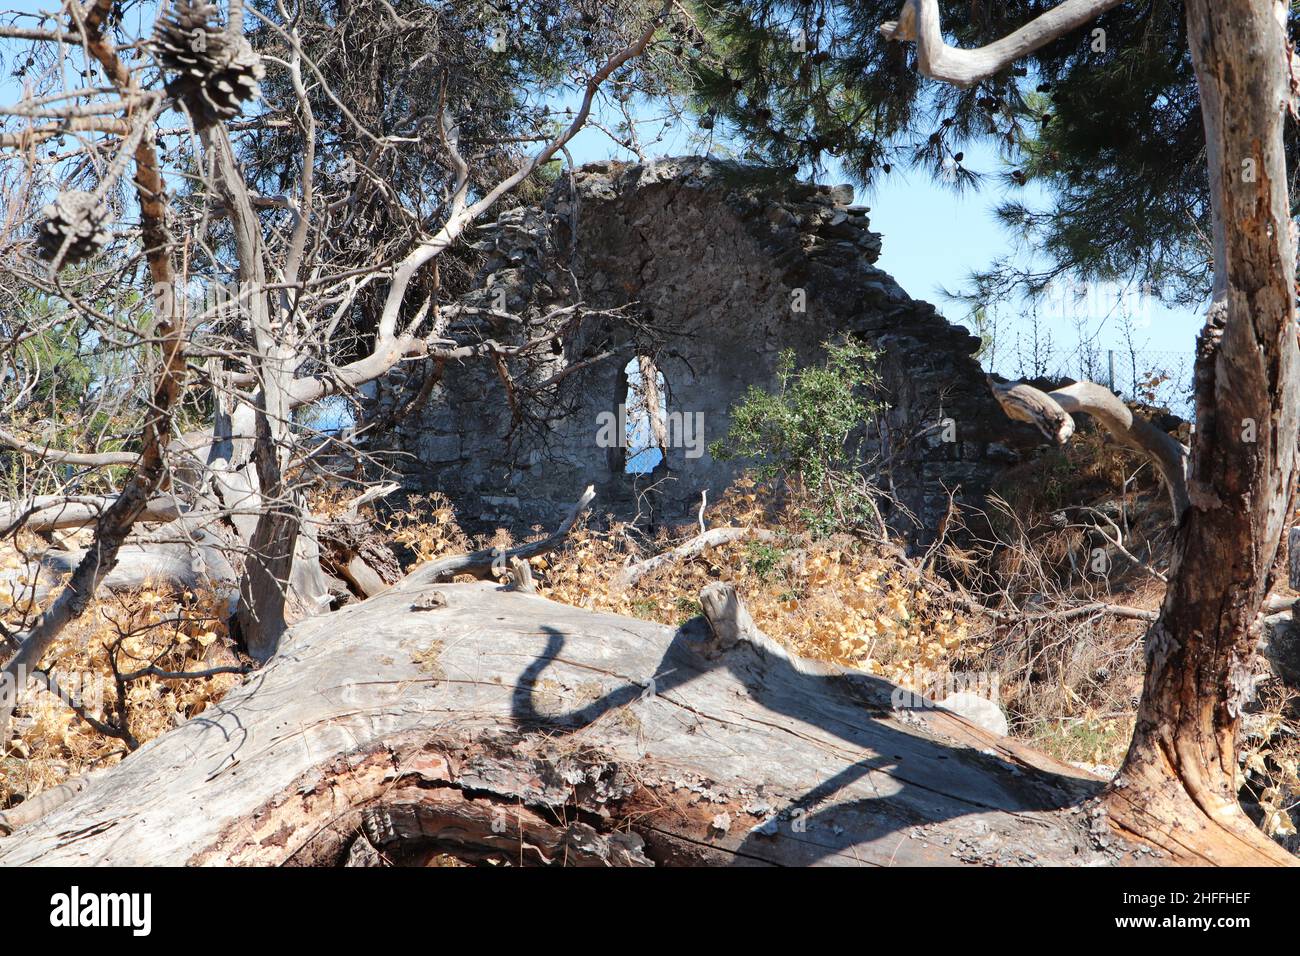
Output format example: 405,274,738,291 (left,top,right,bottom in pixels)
623,355,668,474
